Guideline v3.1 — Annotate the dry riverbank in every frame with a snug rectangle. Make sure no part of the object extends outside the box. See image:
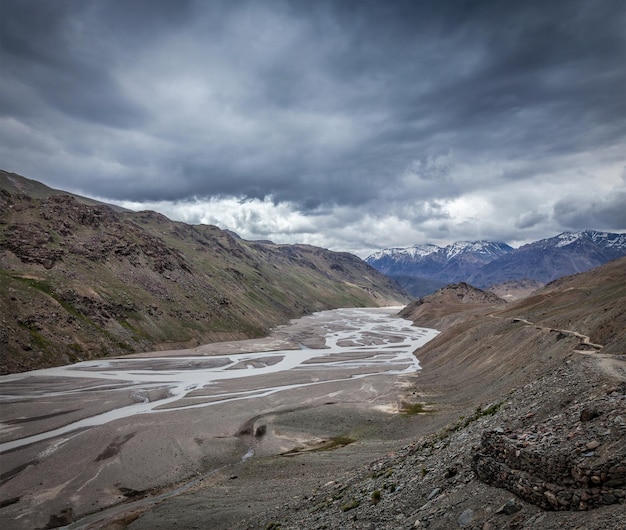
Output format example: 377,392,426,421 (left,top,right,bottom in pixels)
0,308,437,530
